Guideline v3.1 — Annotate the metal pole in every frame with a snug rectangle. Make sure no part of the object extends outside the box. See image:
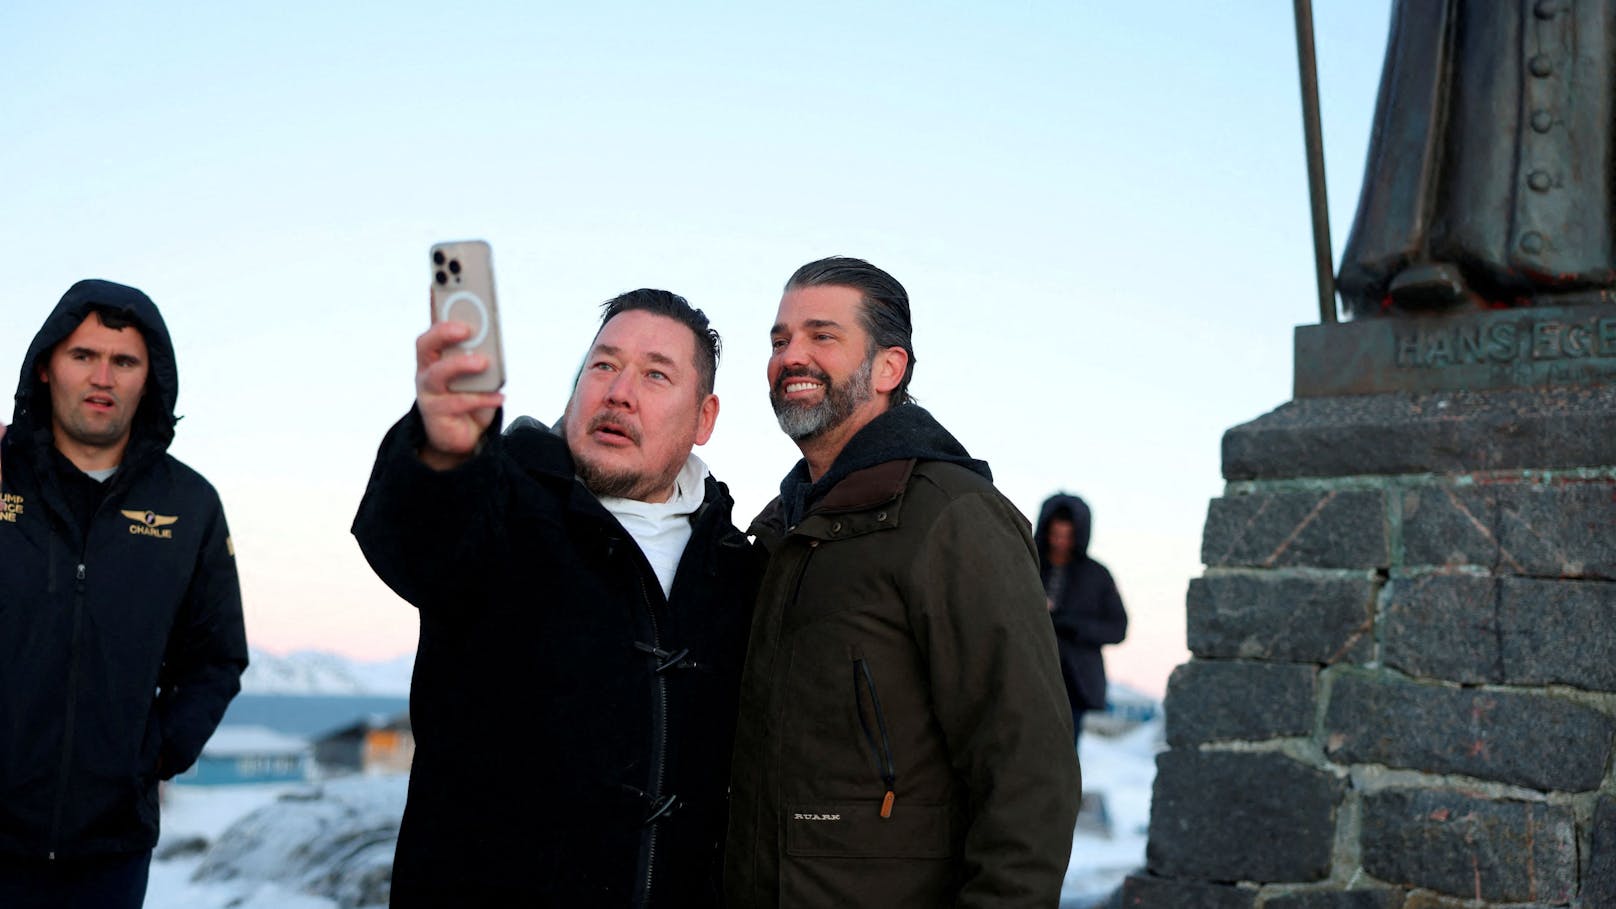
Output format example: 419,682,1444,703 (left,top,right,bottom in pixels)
1294,0,1338,323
